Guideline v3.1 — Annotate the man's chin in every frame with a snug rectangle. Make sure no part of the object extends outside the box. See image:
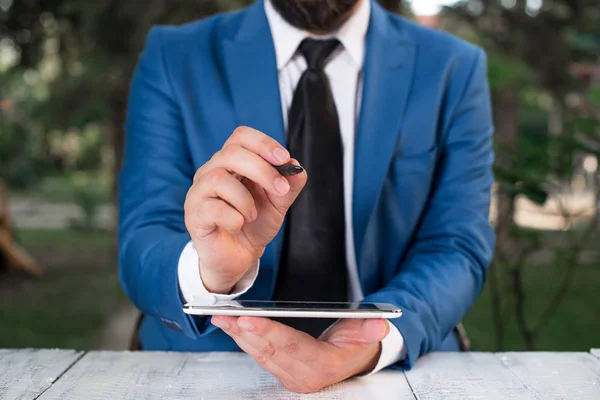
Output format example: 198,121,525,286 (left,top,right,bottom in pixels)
270,0,360,32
